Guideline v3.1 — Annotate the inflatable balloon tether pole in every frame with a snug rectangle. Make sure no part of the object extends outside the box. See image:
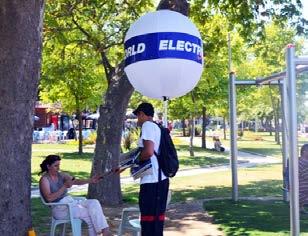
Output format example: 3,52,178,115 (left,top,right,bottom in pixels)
163,96,169,128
